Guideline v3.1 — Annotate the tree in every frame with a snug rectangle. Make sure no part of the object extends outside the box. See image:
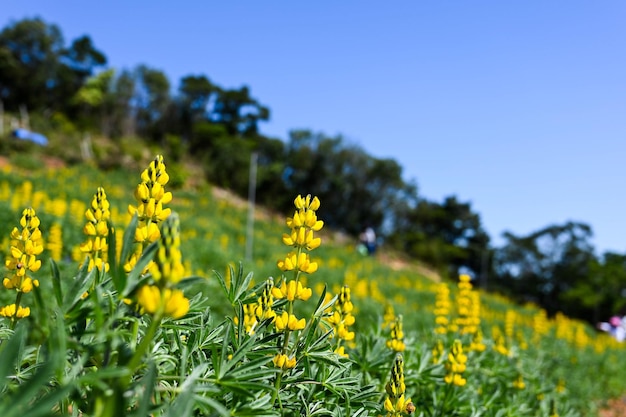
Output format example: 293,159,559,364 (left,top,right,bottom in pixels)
0,18,107,115
388,196,490,278
107,70,136,138
494,221,595,317
177,74,217,140
211,86,269,137
0,18,66,111
133,65,171,140
72,68,115,132
563,252,626,323
282,130,415,237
